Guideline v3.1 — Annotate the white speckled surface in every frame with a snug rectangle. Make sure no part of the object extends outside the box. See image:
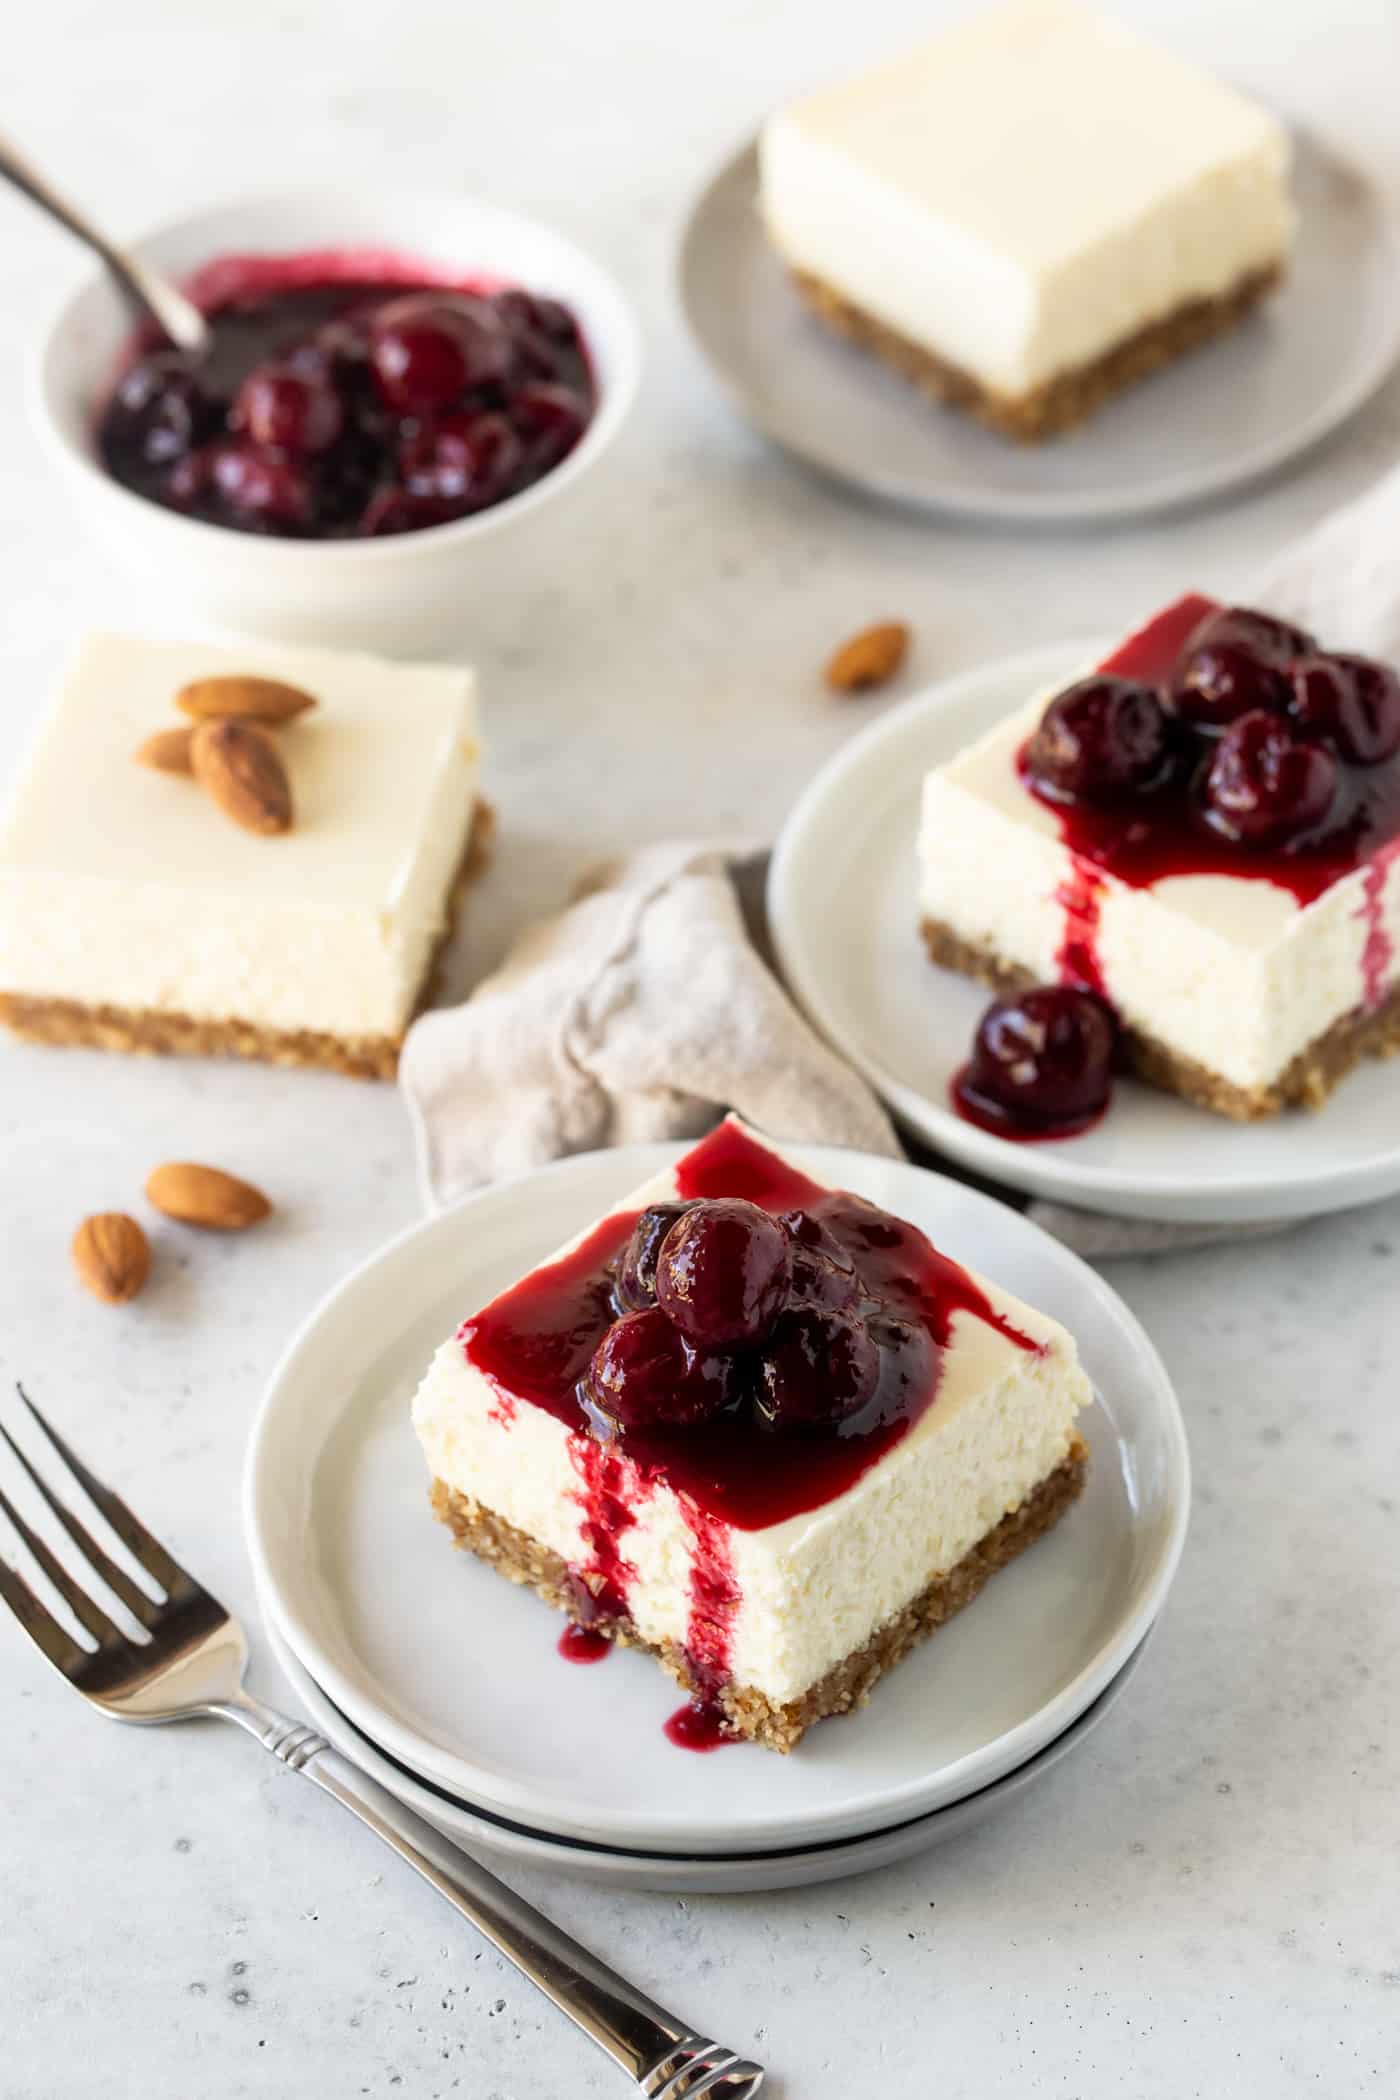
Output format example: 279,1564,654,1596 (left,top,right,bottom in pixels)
1,2,1399,2094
